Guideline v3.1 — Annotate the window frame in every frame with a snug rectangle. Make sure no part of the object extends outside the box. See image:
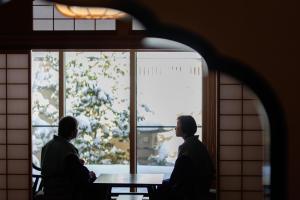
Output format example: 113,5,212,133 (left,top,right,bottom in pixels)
31,49,216,174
